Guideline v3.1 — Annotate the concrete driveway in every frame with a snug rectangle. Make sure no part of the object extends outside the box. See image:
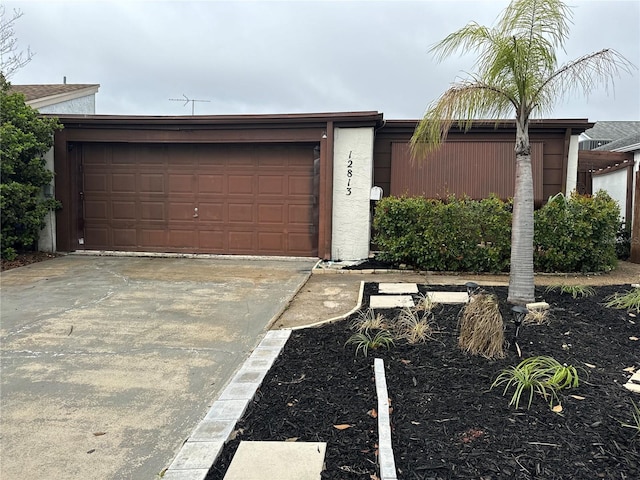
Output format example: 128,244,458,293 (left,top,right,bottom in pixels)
0,255,315,480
